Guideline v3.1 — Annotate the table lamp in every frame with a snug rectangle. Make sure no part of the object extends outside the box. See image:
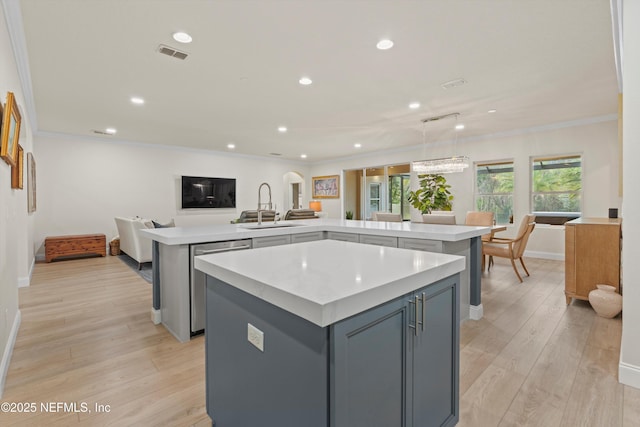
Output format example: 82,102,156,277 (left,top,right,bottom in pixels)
309,200,322,212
